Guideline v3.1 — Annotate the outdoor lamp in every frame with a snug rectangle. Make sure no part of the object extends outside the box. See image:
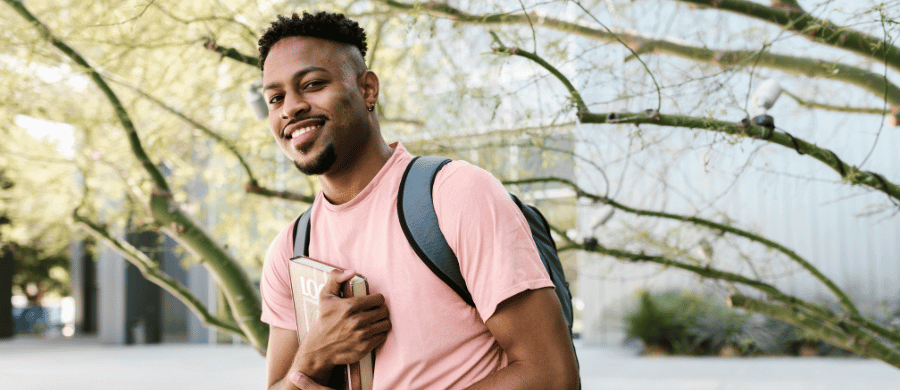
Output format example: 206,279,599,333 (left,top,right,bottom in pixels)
750,79,782,129
245,80,268,120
